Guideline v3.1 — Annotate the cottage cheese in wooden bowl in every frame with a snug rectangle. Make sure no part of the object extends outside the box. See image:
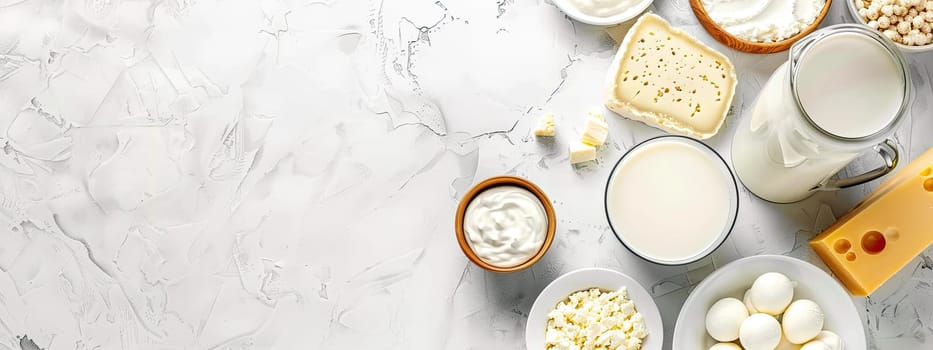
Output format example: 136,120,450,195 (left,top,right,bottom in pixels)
690,0,833,53
701,0,827,43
